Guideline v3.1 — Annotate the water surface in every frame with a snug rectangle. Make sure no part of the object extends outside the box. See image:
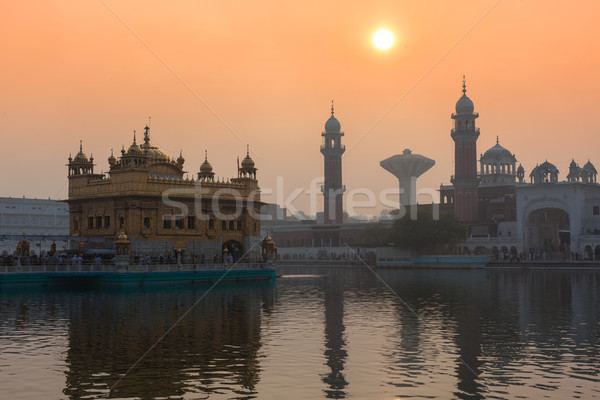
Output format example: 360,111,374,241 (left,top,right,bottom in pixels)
1,266,599,399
